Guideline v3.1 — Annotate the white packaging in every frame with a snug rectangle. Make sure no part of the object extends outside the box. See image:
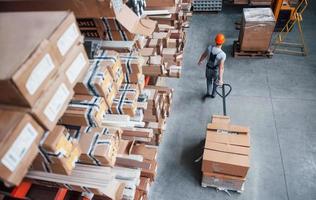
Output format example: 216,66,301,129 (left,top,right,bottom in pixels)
57,23,79,56
26,54,55,95
66,52,87,84
44,83,70,122
1,123,38,171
